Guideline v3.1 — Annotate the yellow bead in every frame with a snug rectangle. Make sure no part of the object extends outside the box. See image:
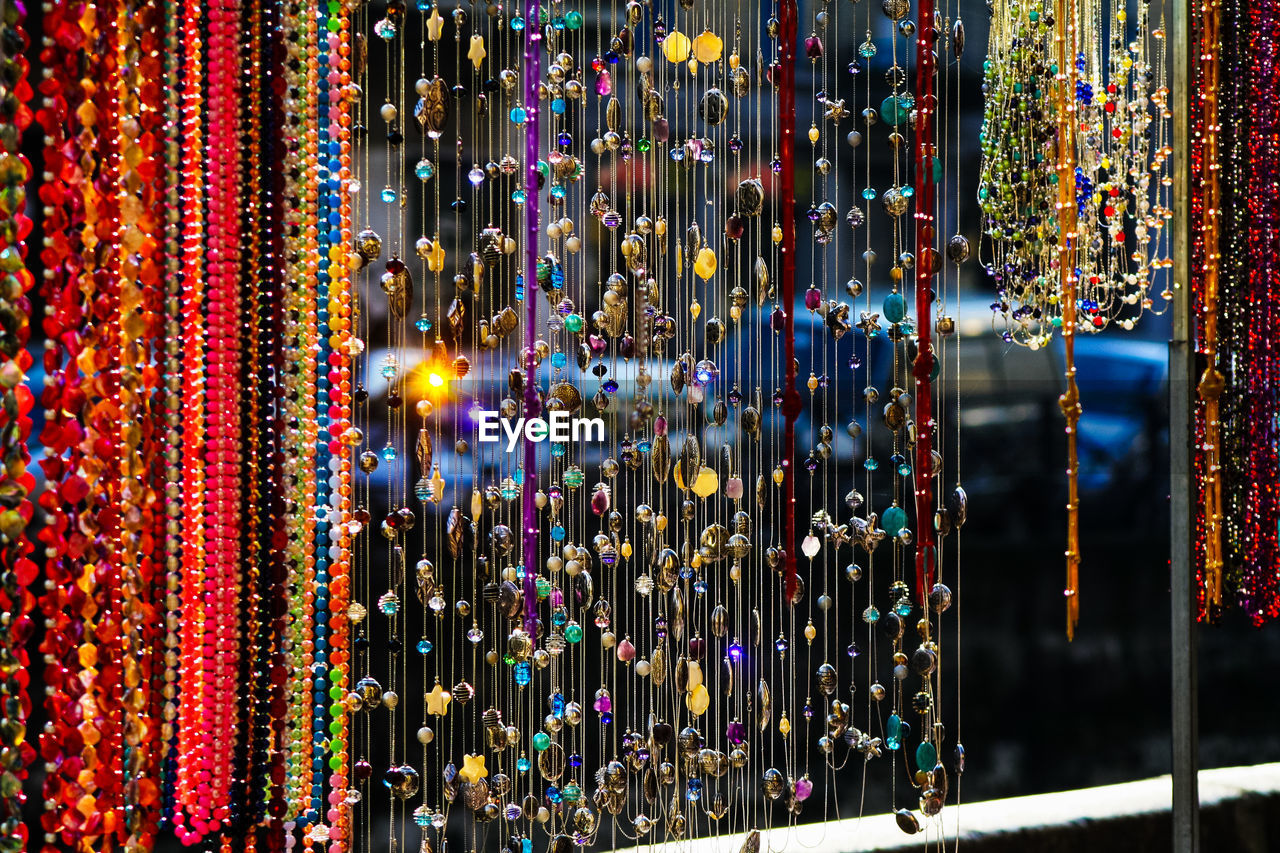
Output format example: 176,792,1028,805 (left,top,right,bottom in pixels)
621,540,633,559
729,305,742,321
687,58,699,75
729,52,740,69
467,35,487,69
655,513,668,532
808,124,819,144
779,714,791,736
426,6,444,40
692,29,724,63
691,466,719,498
772,466,784,485
694,247,717,280
459,753,488,784
662,30,692,62
807,373,819,392
686,683,710,716
689,300,702,319
429,244,446,272
772,225,783,244
804,621,817,642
